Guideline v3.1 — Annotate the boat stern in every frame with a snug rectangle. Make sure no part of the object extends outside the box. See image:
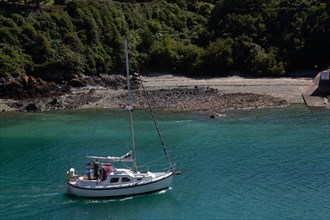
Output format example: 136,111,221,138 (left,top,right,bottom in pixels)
63,181,72,195
64,168,79,195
